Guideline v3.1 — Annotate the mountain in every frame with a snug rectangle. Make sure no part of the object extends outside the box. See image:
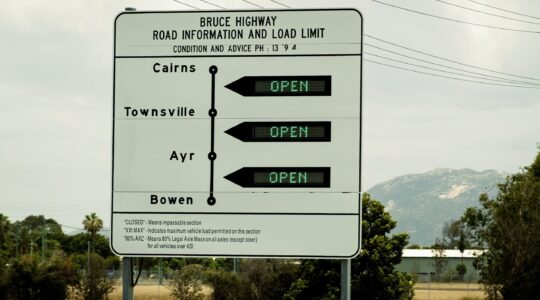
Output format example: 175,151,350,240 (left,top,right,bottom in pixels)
366,168,508,246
